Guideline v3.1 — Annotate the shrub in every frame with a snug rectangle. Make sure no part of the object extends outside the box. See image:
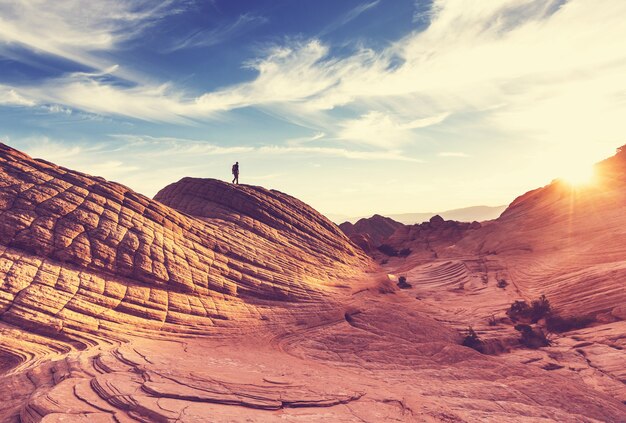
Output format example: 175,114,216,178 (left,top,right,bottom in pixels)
488,314,497,326
462,327,484,353
546,314,595,333
515,324,550,349
497,279,508,289
507,300,531,321
397,276,412,289
398,248,412,258
377,244,398,256
507,295,552,323
530,294,551,322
